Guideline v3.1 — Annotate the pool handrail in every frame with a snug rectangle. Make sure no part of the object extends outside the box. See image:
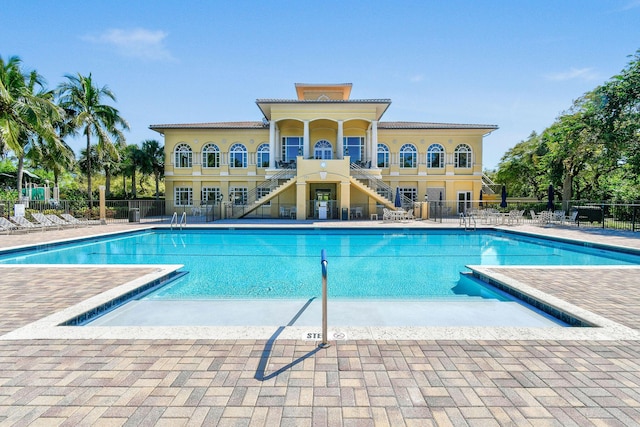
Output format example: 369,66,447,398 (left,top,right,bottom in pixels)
320,249,329,349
